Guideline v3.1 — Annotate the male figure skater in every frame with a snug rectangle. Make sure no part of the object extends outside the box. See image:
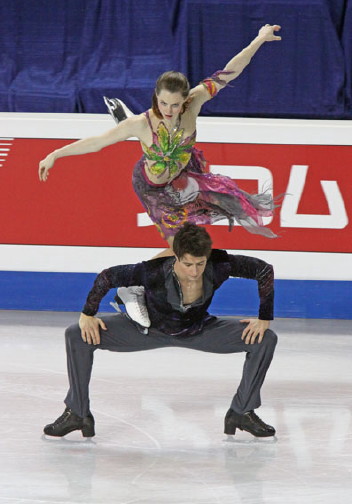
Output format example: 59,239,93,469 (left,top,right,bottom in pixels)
44,223,277,439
